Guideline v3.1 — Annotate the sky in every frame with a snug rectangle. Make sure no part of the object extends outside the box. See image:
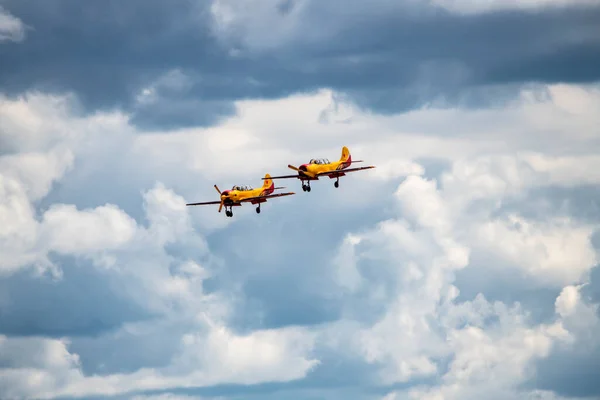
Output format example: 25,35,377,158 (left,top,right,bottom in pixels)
1,0,600,399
